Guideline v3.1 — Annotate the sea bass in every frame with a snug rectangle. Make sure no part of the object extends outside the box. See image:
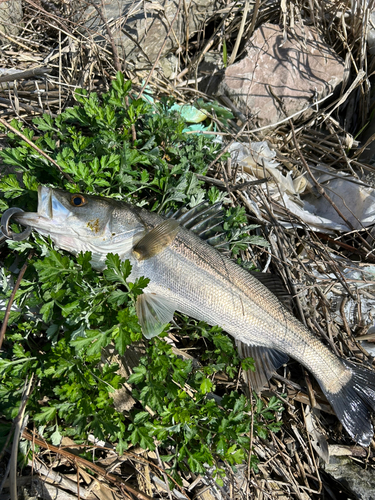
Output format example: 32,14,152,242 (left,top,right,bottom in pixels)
14,186,375,446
